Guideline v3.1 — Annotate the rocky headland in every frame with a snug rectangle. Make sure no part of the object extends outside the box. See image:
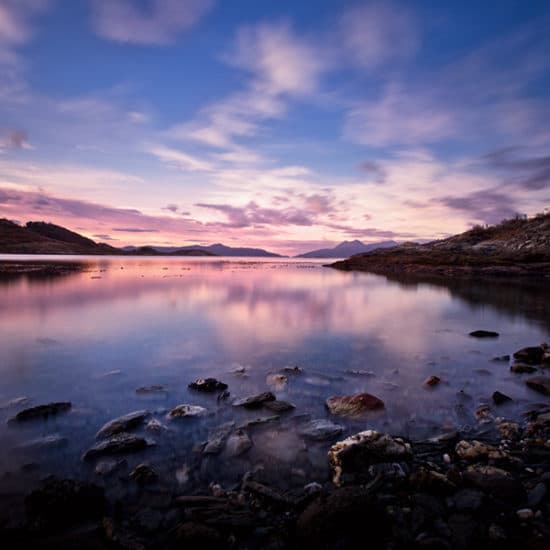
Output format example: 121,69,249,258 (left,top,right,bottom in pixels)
331,213,550,278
